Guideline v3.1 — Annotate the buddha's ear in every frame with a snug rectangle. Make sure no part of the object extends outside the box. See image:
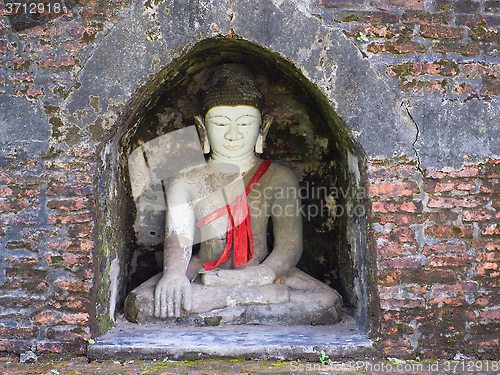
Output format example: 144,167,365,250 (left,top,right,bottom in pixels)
195,115,210,154
255,115,273,154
